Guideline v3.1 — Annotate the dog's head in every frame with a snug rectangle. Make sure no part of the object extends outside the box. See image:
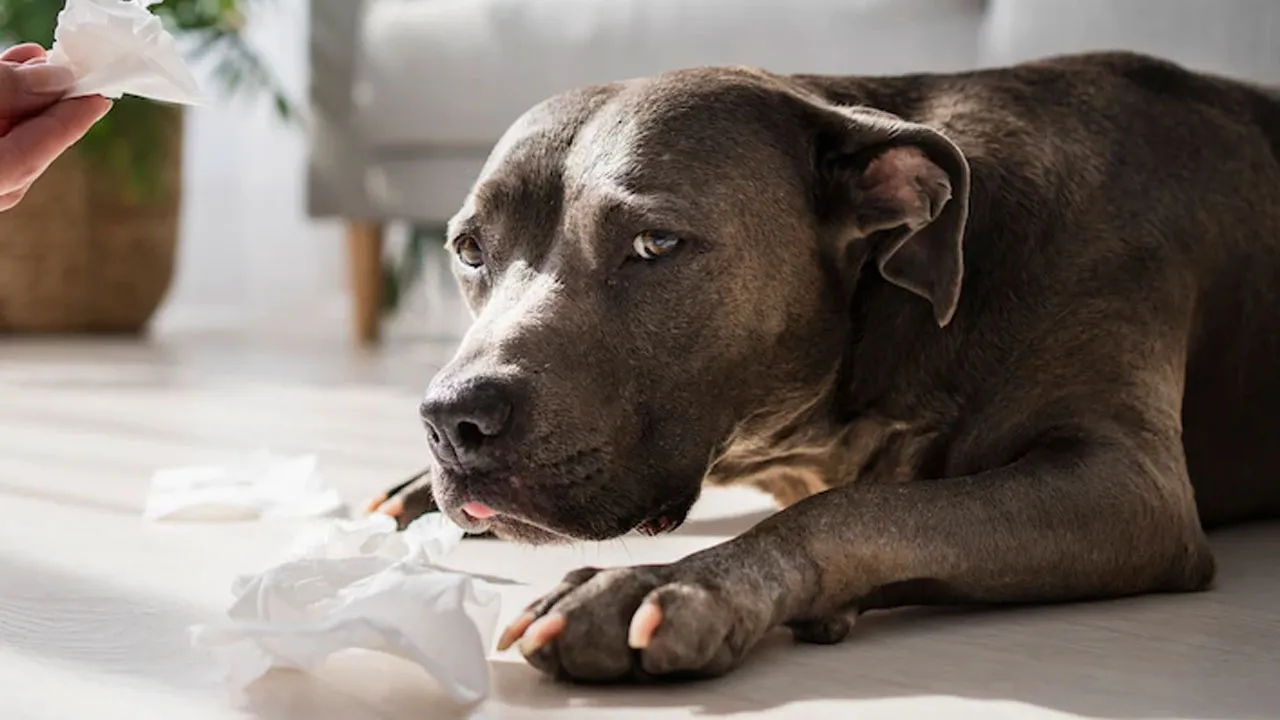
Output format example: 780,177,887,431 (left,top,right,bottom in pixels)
421,68,970,543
